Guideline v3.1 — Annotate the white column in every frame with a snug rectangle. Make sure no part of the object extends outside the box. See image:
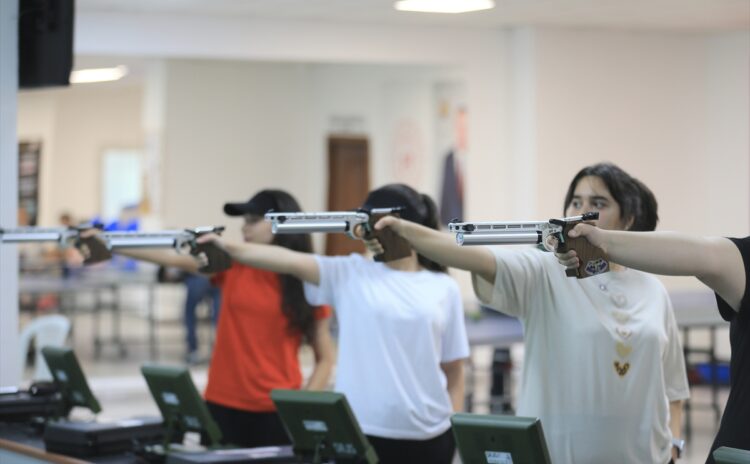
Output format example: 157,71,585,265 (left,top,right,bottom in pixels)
0,0,20,387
